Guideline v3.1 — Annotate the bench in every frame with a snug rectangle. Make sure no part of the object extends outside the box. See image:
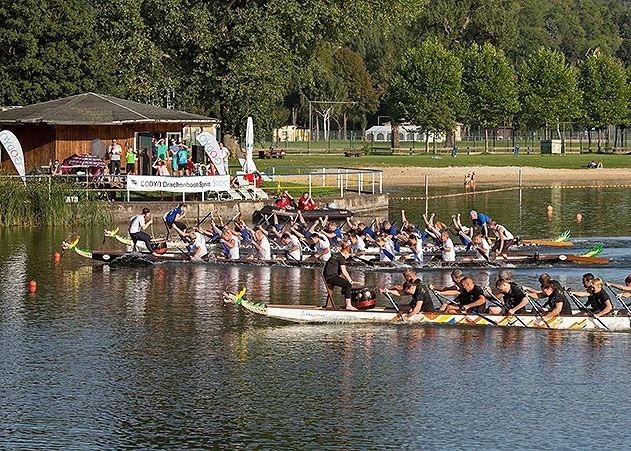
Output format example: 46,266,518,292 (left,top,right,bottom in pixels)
258,148,286,159
344,149,364,157
369,149,395,156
